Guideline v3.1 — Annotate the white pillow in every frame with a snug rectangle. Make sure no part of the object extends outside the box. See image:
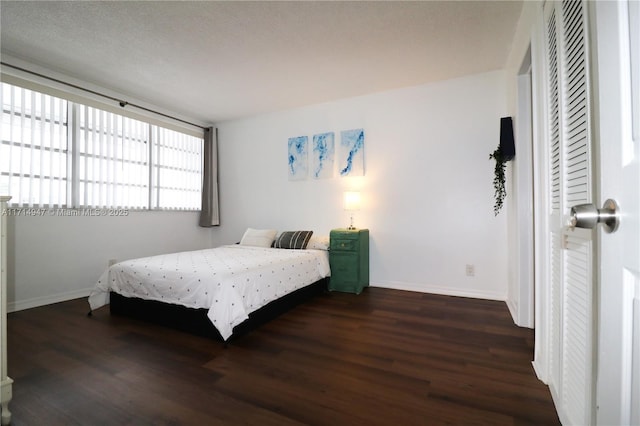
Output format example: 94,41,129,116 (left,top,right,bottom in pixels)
306,235,330,250
239,228,277,247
